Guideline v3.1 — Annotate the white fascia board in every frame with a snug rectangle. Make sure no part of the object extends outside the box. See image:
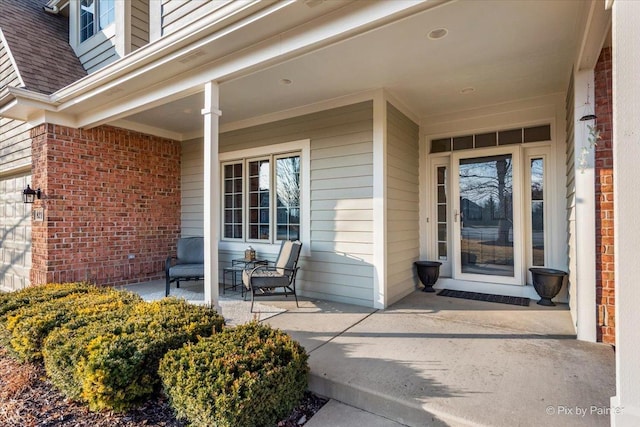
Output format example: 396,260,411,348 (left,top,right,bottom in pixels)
0,87,59,122
576,0,611,71
75,0,440,129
